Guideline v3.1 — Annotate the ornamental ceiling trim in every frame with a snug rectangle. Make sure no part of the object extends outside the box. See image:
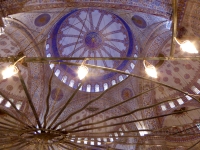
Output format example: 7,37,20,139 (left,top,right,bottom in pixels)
1,2,171,19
